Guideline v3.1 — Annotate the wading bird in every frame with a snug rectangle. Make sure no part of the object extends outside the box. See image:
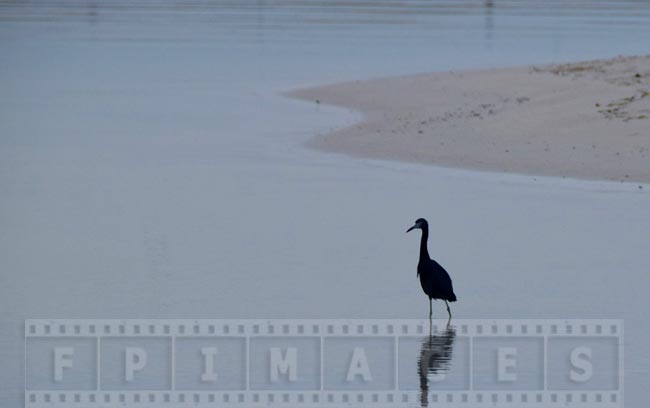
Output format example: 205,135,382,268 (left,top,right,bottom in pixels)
407,218,457,319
